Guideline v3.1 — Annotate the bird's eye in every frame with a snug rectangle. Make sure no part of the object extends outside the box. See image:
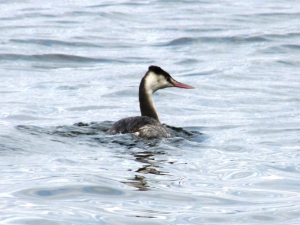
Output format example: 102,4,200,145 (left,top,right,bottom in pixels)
166,77,171,82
